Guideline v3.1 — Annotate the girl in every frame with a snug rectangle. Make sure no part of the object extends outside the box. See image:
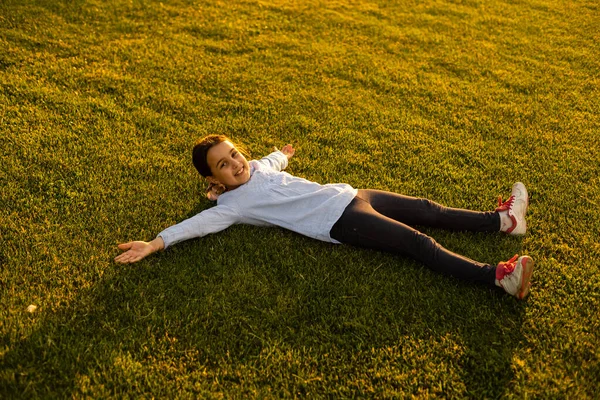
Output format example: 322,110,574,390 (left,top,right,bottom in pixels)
115,135,534,299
